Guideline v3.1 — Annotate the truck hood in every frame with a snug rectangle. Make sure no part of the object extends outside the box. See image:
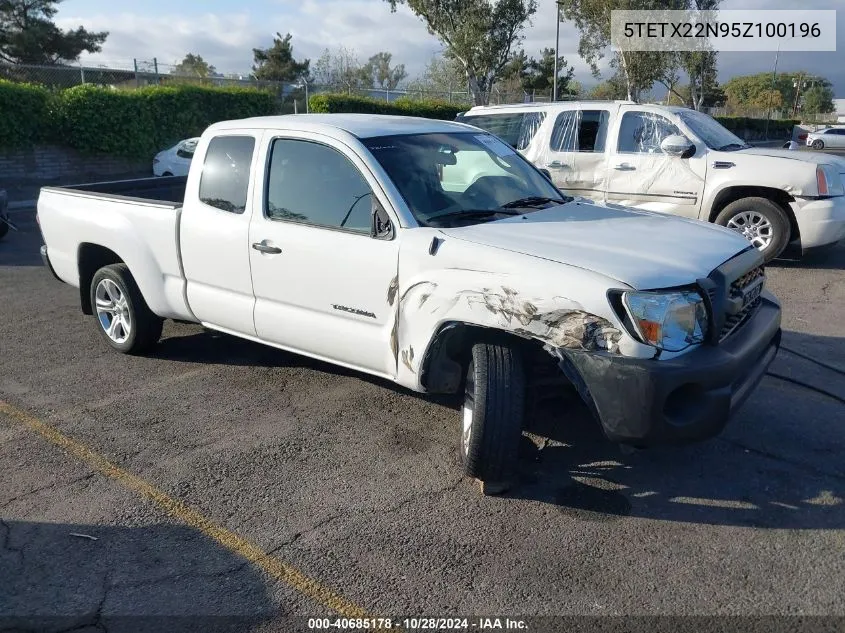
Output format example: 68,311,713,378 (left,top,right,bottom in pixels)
439,201,751,290
735,147,845,170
